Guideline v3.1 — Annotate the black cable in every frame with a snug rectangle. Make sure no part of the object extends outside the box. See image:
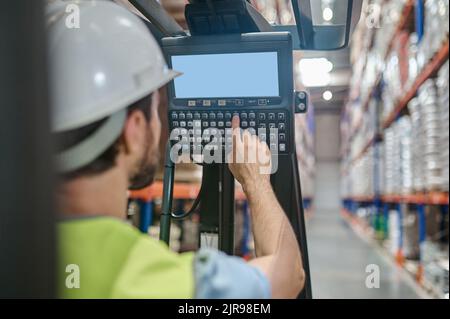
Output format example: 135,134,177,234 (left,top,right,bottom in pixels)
170,183,203,219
